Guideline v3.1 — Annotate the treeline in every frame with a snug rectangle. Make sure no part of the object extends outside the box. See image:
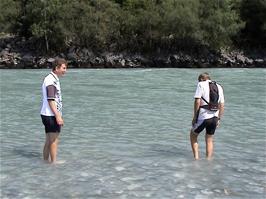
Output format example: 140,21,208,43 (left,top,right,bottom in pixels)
0,0,265,54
